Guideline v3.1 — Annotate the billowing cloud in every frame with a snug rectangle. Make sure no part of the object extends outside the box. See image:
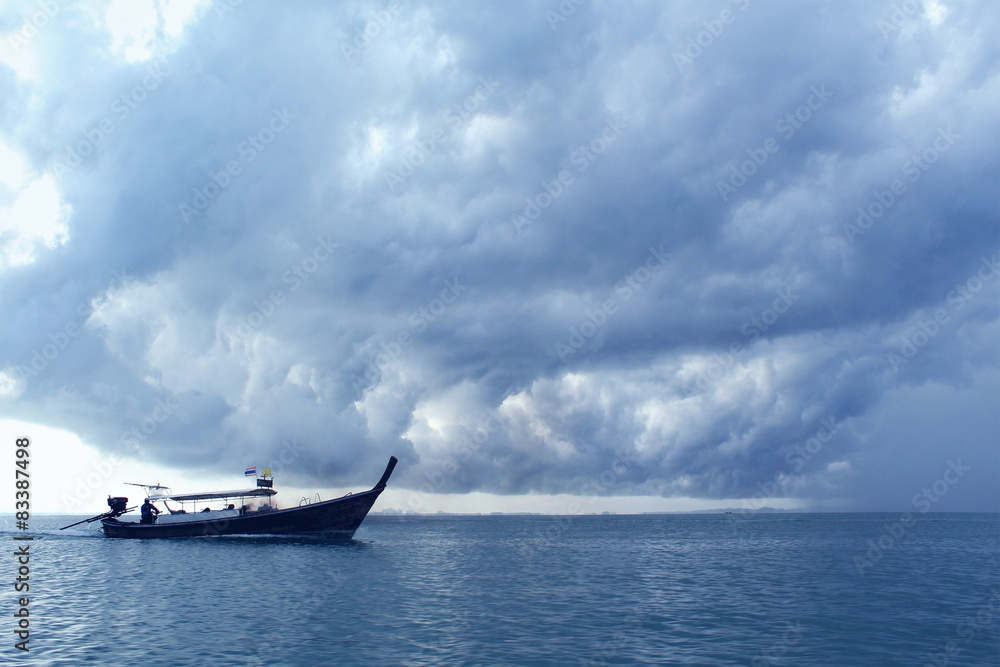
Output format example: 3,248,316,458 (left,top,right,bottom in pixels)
1,0,997,511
